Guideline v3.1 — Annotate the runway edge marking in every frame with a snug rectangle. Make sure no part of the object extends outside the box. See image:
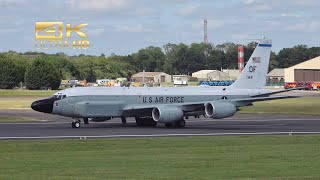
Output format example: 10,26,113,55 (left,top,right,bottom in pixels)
1,118,320,125
1,132,320,139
